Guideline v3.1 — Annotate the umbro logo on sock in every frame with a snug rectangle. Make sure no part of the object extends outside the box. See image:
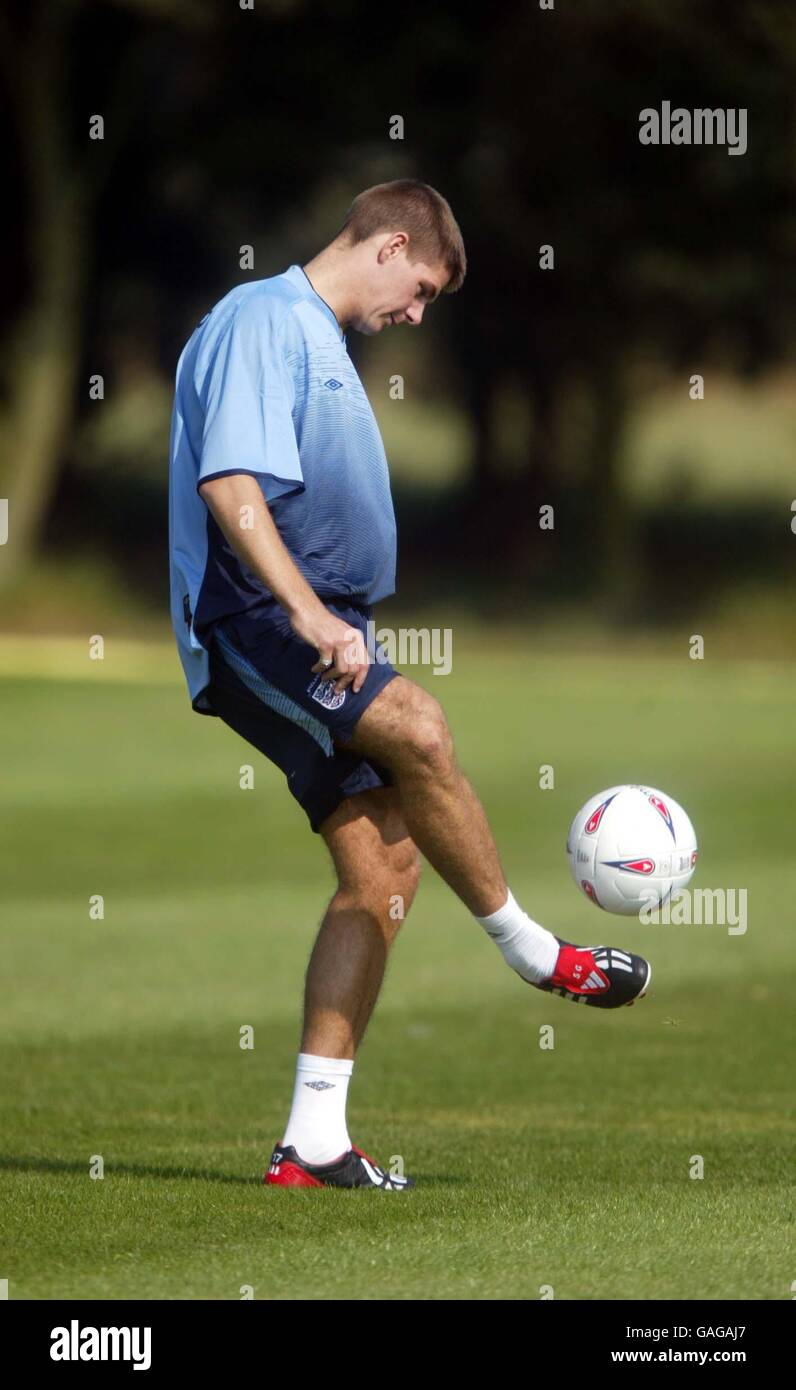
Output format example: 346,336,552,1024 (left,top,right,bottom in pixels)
304,1079,335,1091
